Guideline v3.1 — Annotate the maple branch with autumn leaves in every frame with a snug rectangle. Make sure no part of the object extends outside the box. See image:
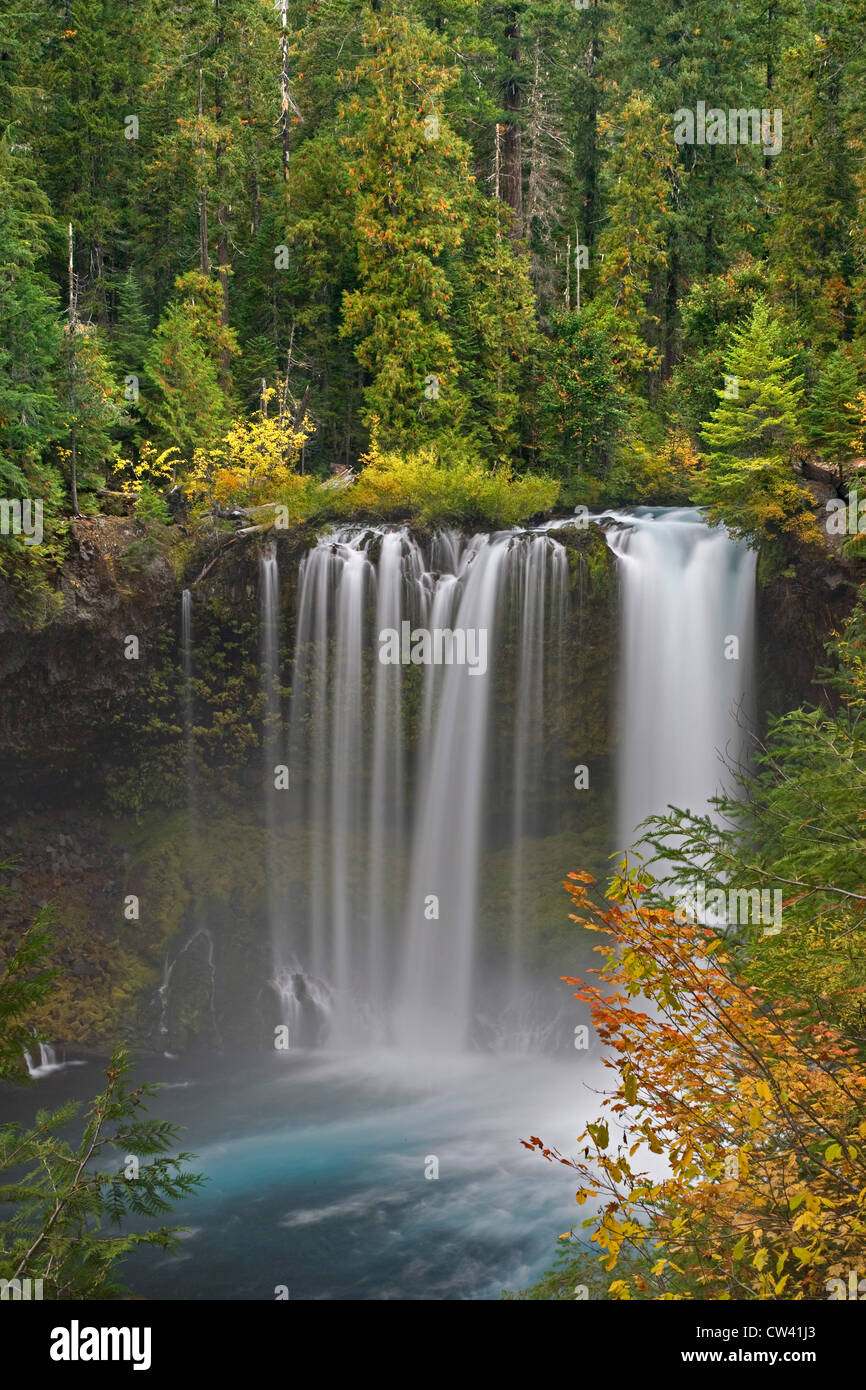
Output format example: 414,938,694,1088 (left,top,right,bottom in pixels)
524,868,866,1301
